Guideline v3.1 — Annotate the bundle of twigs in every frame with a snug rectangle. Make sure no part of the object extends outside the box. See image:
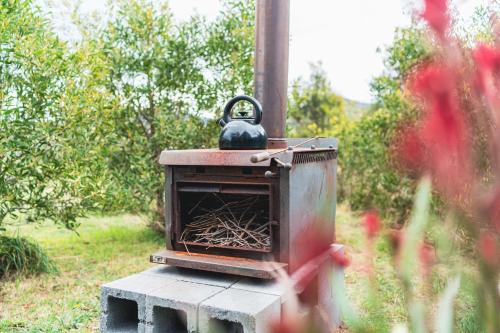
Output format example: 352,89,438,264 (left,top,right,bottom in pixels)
180,194,271,250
